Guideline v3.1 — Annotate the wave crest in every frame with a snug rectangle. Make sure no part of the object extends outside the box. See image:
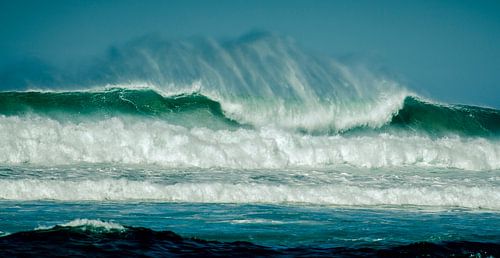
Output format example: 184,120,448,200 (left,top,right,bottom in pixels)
36,219,125,233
